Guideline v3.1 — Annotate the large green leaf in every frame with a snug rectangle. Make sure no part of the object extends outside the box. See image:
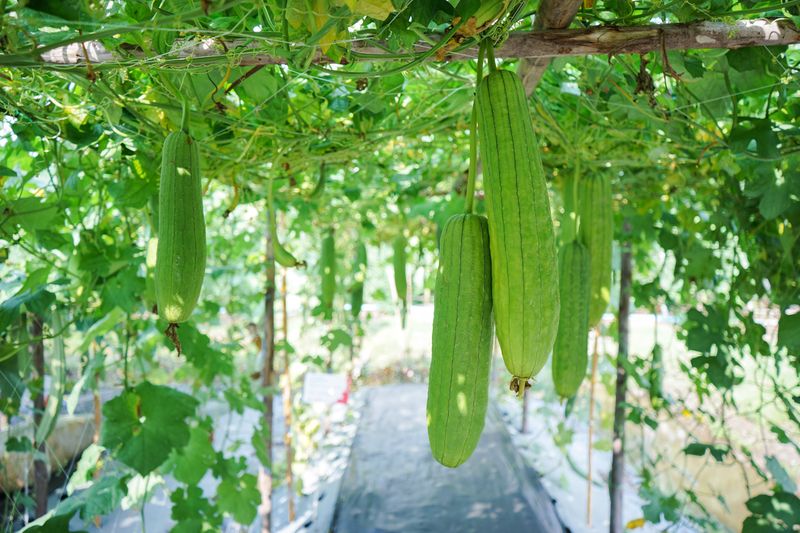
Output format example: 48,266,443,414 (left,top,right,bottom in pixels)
171,425,216,485
216,473,260,525
778,311,800,352
101,382,199,475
